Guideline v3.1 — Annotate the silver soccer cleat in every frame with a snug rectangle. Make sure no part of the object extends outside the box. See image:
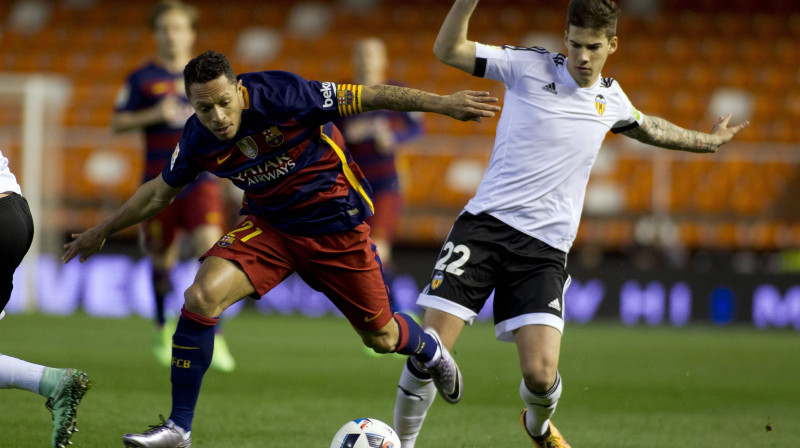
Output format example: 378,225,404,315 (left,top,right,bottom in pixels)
122,416,191,448
423,328,463,404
